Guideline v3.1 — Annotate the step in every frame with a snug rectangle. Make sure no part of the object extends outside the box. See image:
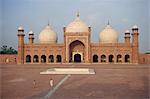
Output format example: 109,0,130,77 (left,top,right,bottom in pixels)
40,68,95,75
